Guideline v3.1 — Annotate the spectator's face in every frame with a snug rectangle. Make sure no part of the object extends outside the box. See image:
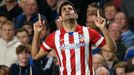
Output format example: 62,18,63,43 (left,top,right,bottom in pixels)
46,0,57,7
104,6,116,20
114,13,127,29
60,5,77,21
23,0,38,15
93,56,104,71
16,31,29,44
116,67,126,75
108,23,121,41
18,51,30,63
87,6,97,16
86,15,96,28
1,24,14,41
23,25,33,36
102,49,114,61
